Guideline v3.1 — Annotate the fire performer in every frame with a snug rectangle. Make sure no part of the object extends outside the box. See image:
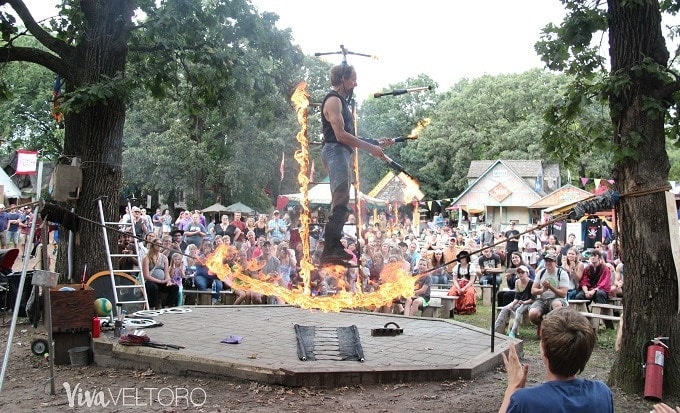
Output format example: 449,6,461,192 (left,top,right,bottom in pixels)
320,63,394,265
